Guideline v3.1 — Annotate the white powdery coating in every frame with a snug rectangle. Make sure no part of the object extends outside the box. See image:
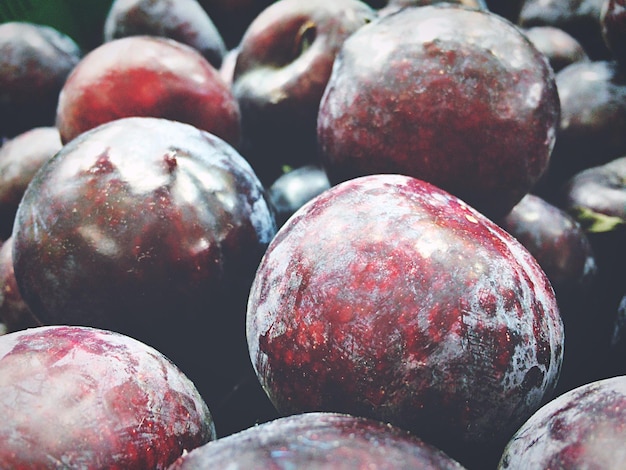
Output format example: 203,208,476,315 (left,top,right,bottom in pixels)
248,174,563,443
0,326,213,467
499,376,626,469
